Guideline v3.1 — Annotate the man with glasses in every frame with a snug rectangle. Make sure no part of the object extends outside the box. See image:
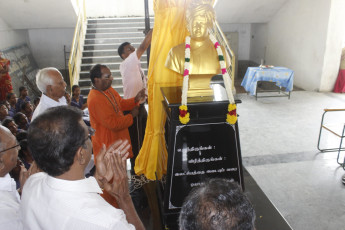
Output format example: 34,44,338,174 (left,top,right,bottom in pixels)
0,125,22,229
21,106,144,230
31,67,67,121
87,64,145,208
